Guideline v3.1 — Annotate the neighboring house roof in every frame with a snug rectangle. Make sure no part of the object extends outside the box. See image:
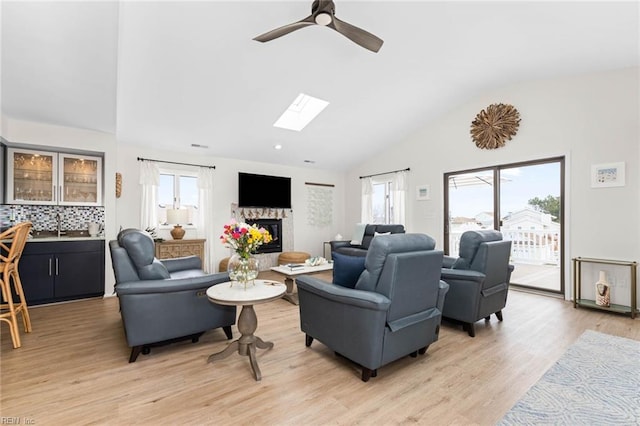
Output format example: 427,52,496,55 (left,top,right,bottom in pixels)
451,216,477,224
502,207,559,232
